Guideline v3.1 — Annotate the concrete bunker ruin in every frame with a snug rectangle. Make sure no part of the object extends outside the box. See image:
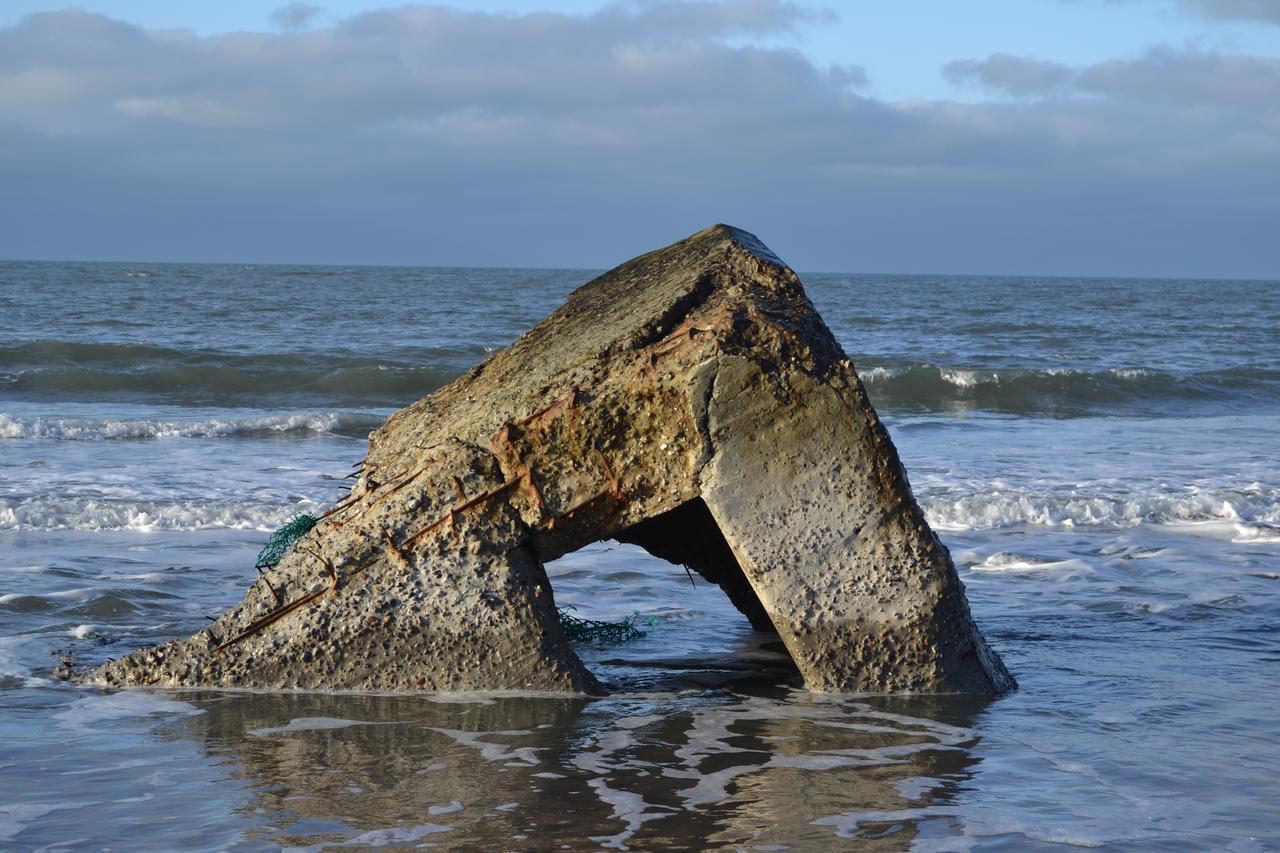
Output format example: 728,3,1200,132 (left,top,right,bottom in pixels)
88,225,1015,695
